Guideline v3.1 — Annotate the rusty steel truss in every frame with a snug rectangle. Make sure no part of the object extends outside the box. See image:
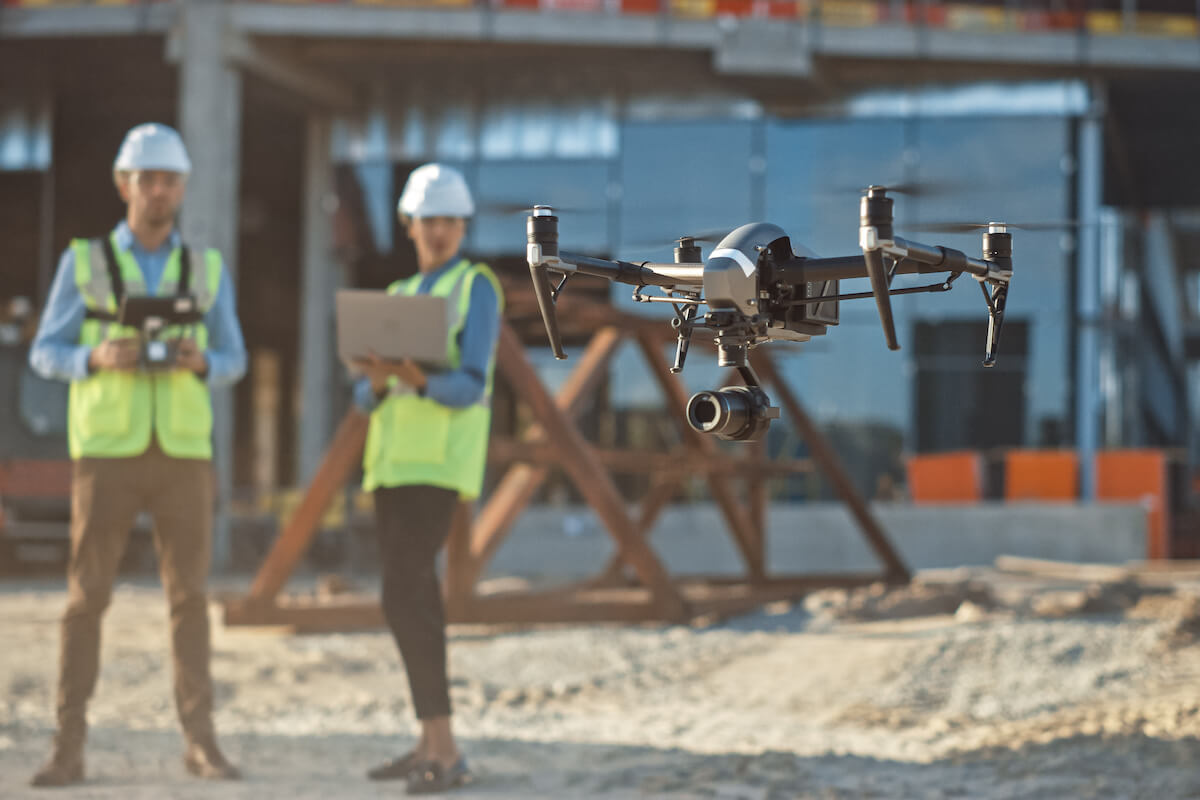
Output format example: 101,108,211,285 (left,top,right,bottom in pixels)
223,300,909,631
